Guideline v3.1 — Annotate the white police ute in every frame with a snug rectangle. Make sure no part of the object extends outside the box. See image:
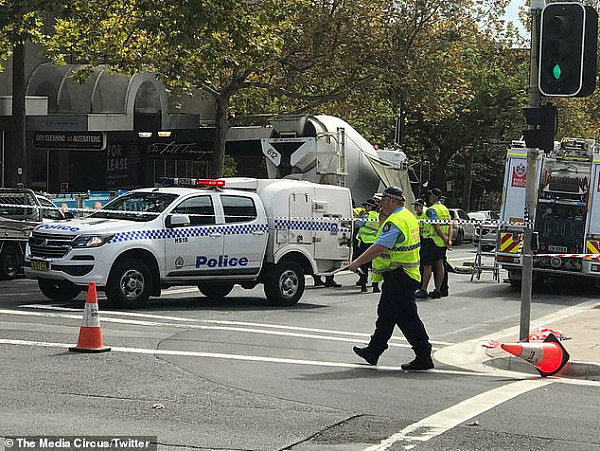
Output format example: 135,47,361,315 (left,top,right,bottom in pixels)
25,178,353,306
